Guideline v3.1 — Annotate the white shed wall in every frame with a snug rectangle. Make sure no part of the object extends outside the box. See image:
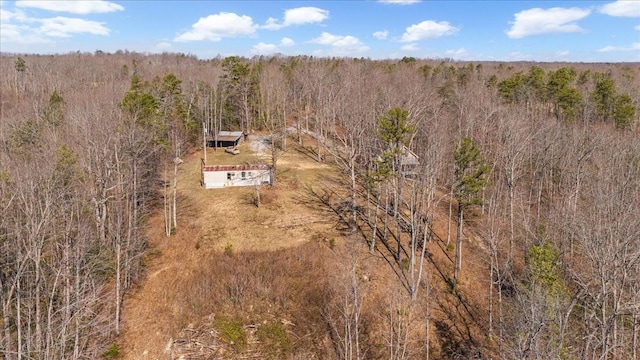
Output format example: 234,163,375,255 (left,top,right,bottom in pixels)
203,169,272,189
